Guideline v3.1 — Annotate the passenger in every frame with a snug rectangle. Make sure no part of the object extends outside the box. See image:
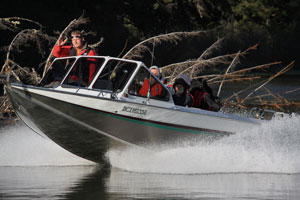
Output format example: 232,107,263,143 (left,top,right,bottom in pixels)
172,74,193,107
149,65,167,84
53,30,97,83
190,78,221,111
138,67,163,97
